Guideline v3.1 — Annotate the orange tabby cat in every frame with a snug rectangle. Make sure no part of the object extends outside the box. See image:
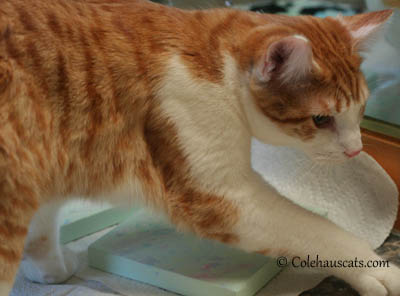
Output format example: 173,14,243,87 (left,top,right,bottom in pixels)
0,0,399,295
